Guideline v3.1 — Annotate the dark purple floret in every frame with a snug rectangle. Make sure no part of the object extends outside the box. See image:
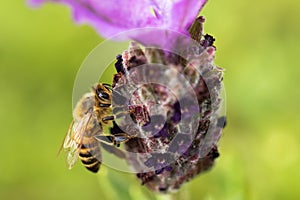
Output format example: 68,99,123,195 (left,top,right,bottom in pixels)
164,166,173,172
182,148,190,158
155,168,164,175
115,54,125,74
141,115,165,133
171,101,181,123
144,153,174,170
201,34,215,48
153,123,169,138
144,157,156,167
168,133,192,154
177,143,191,155
155,165,173,174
